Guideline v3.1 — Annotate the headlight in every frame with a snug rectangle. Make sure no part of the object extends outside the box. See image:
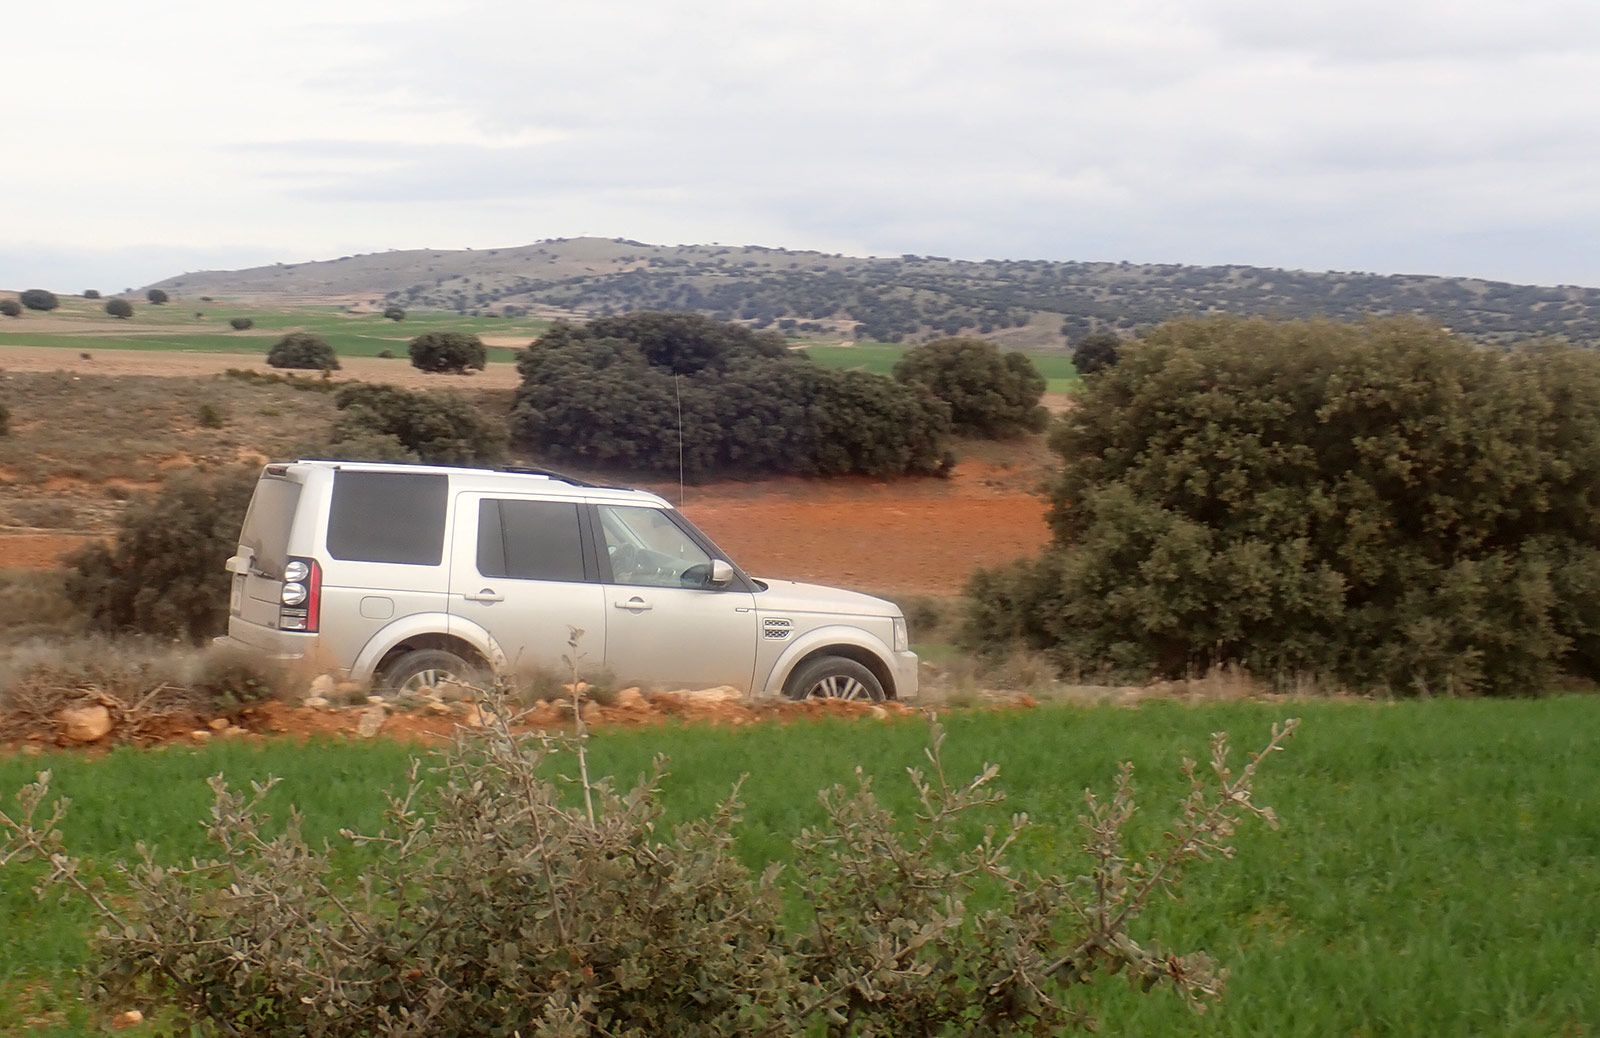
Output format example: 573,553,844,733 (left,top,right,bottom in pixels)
281,581,308,606
283,560,310,582
893,616,909,653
